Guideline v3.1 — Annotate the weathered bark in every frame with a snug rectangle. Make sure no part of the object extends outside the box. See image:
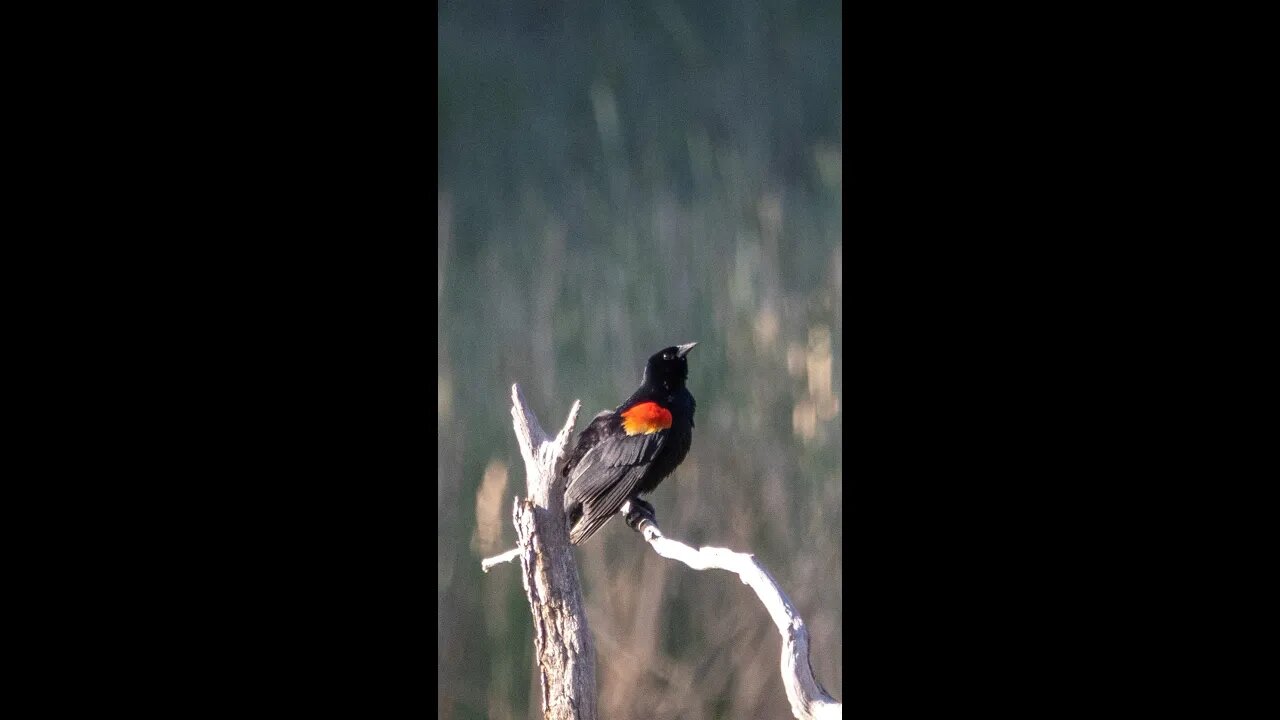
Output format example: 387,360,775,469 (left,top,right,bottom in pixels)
505,384,596,720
